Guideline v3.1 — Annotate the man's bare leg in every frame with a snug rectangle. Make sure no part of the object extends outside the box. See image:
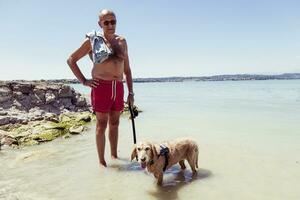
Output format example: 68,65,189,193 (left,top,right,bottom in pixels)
95,112,109,167
108,111,121,159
